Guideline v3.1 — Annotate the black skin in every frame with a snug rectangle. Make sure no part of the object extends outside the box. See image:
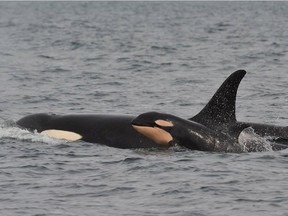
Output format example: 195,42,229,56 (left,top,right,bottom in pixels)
132,112,288,152
17,113,161,149
131,70,288,152
132,112,244,152
190,70,288,146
